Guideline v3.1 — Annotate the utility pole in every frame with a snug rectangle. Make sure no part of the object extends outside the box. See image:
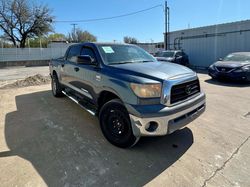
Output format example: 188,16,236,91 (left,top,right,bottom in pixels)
71,23,77,34
71,23,78,42
164,1,170,50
